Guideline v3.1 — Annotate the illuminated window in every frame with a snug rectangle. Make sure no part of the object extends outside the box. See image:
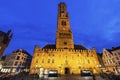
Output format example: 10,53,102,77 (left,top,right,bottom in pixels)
65,60,68,65
52,59,54,63
49,54,50,56
37,53,39,56
53,54,54,56
42,59,44,63
36,59,38,63
88,60,90,64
